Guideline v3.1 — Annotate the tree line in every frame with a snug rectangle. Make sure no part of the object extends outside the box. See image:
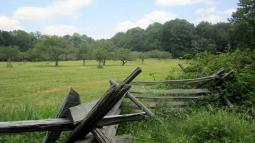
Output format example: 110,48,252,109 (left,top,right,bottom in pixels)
0,0,254,67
